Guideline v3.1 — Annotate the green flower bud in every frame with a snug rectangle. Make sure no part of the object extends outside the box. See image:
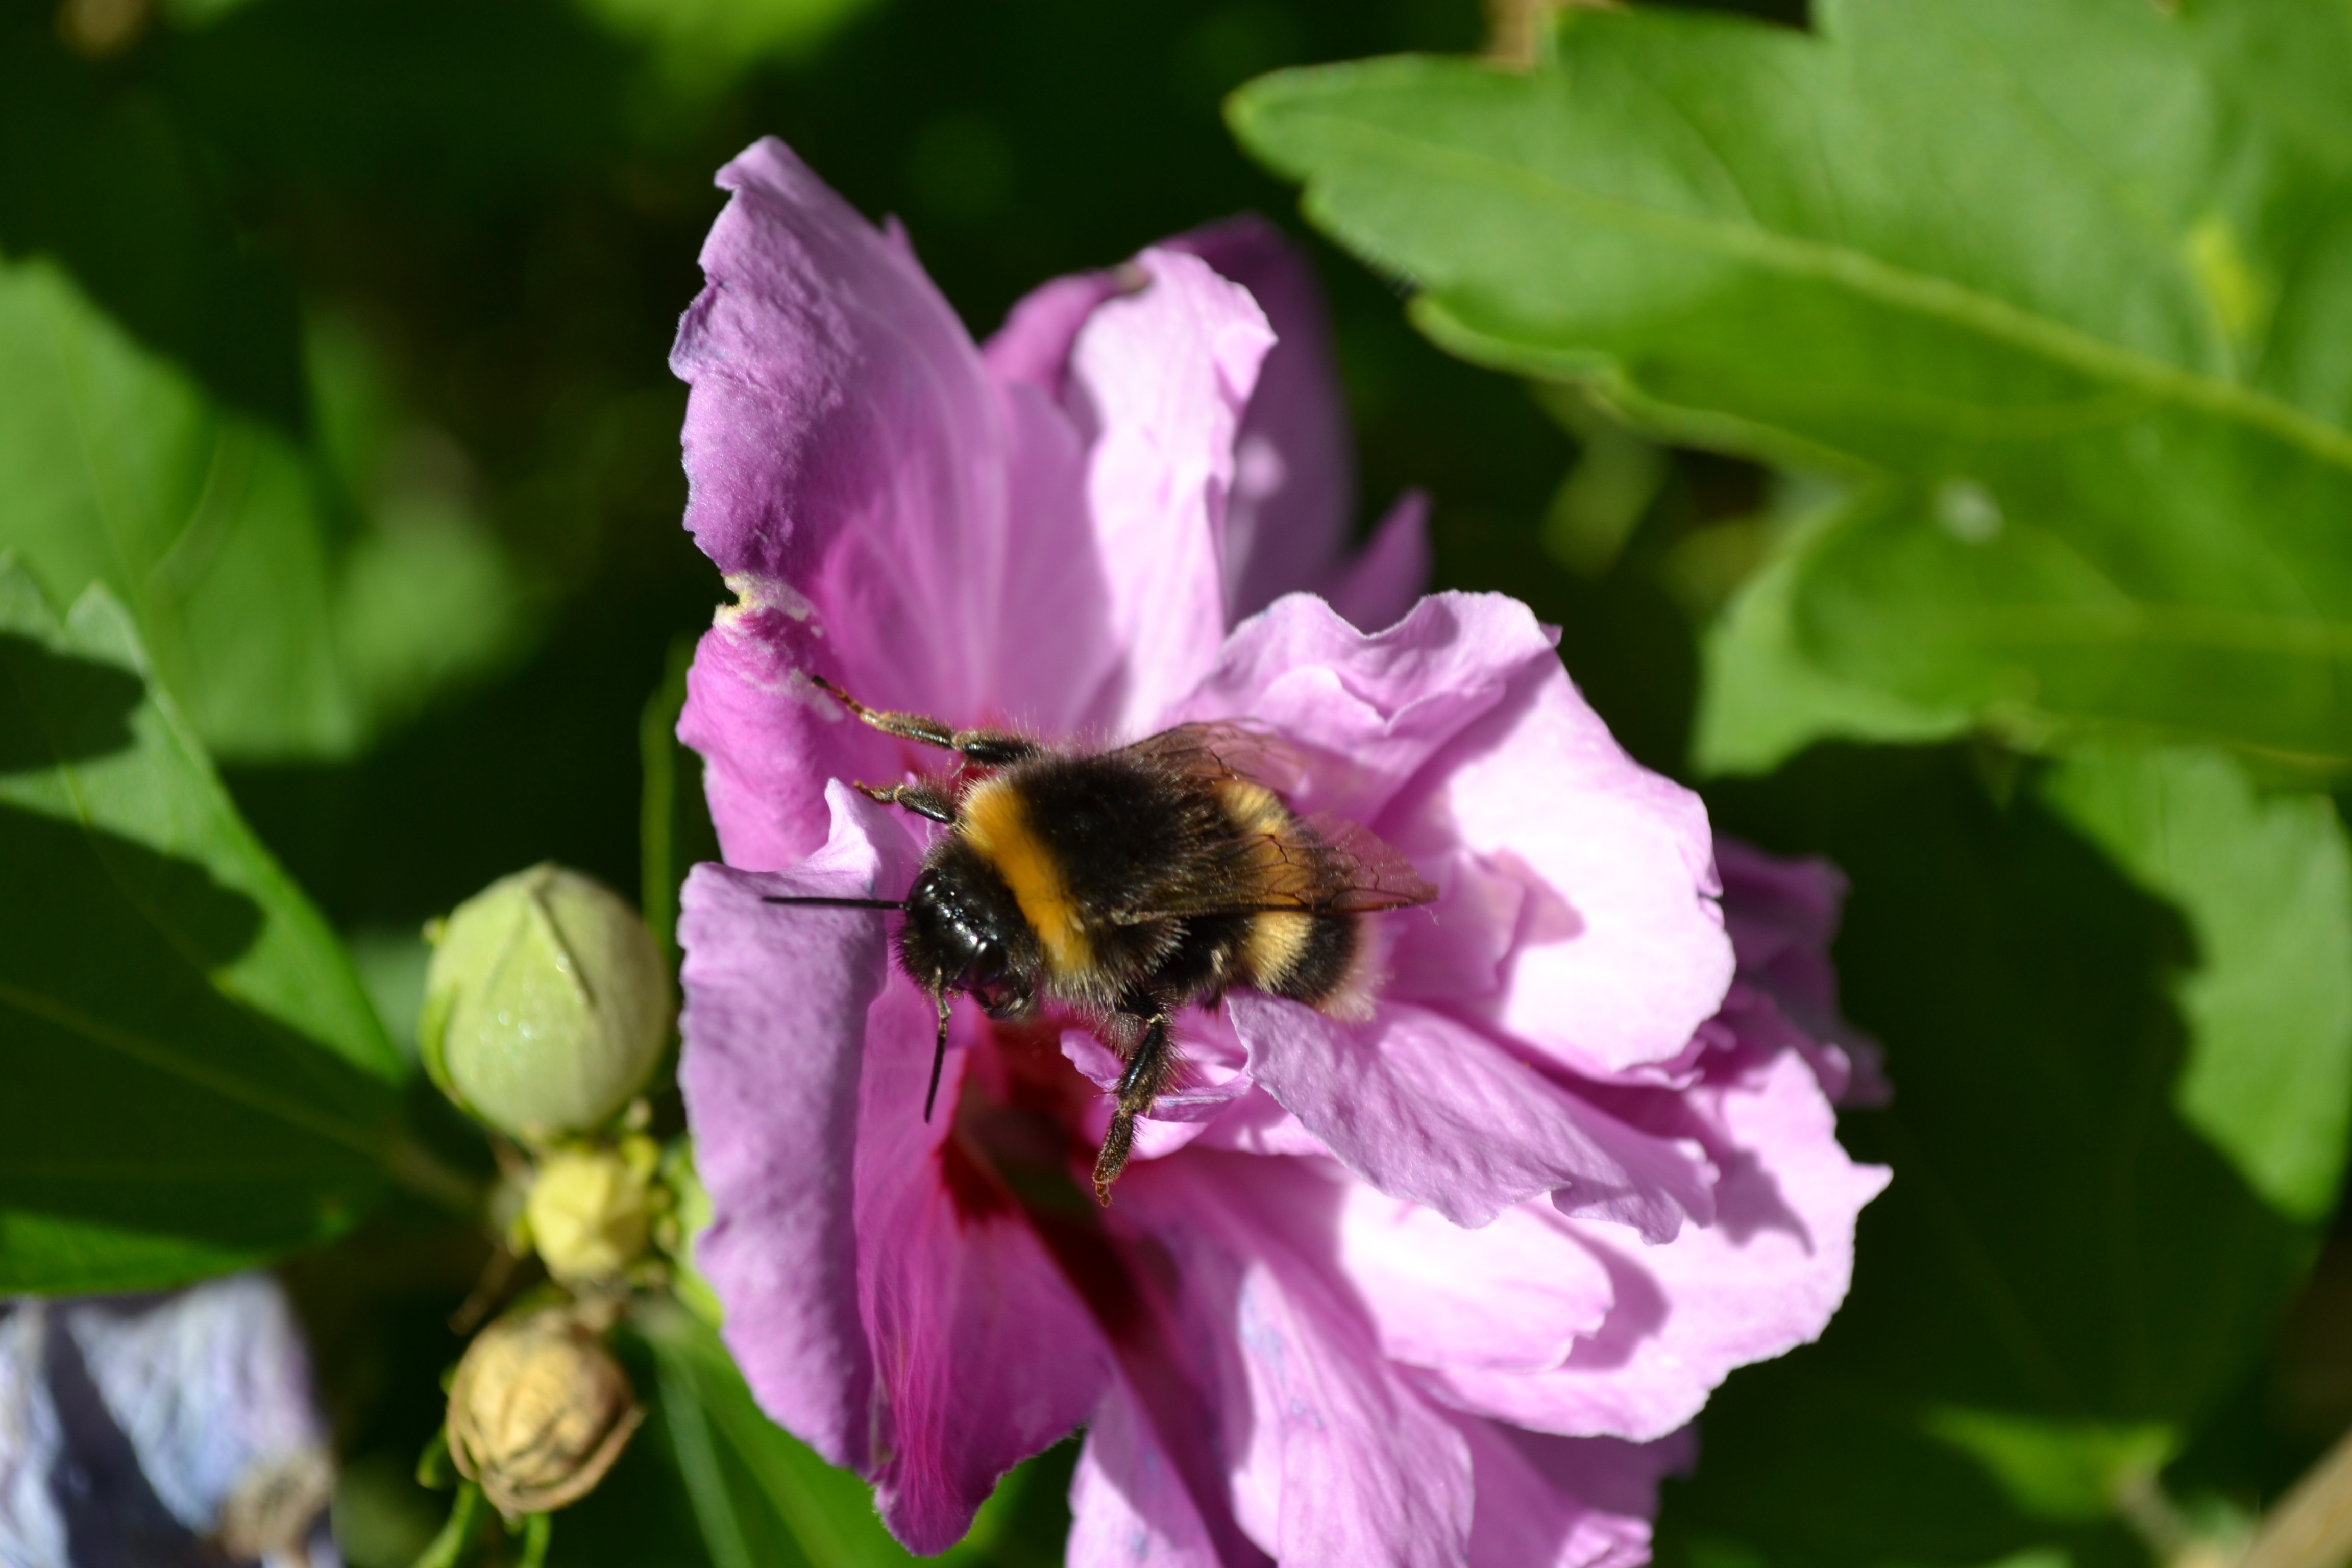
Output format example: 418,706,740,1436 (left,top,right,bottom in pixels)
446,1306,642,1517
420,864,671,1142
525,1139,658,1286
